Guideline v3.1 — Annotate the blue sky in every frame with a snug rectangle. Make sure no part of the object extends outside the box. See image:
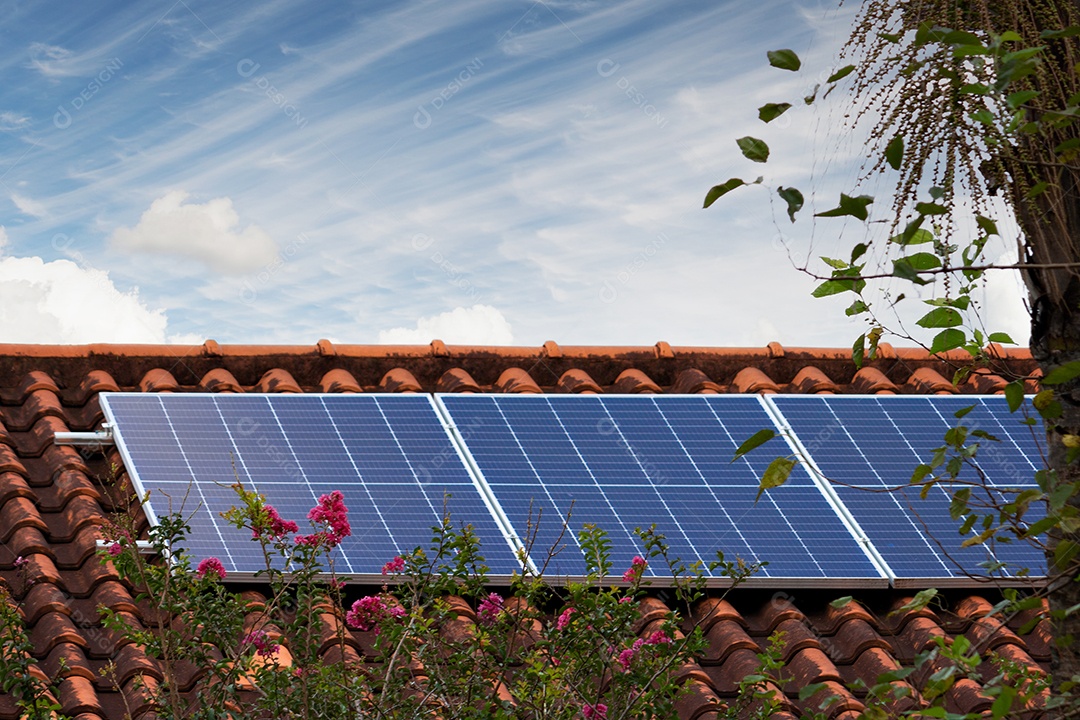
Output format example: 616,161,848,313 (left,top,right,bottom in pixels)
0,1,1029,347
